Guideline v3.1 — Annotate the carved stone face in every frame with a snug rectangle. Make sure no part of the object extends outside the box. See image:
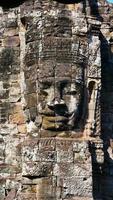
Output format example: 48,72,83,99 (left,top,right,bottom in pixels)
38,61,84,131
24,9,86,134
